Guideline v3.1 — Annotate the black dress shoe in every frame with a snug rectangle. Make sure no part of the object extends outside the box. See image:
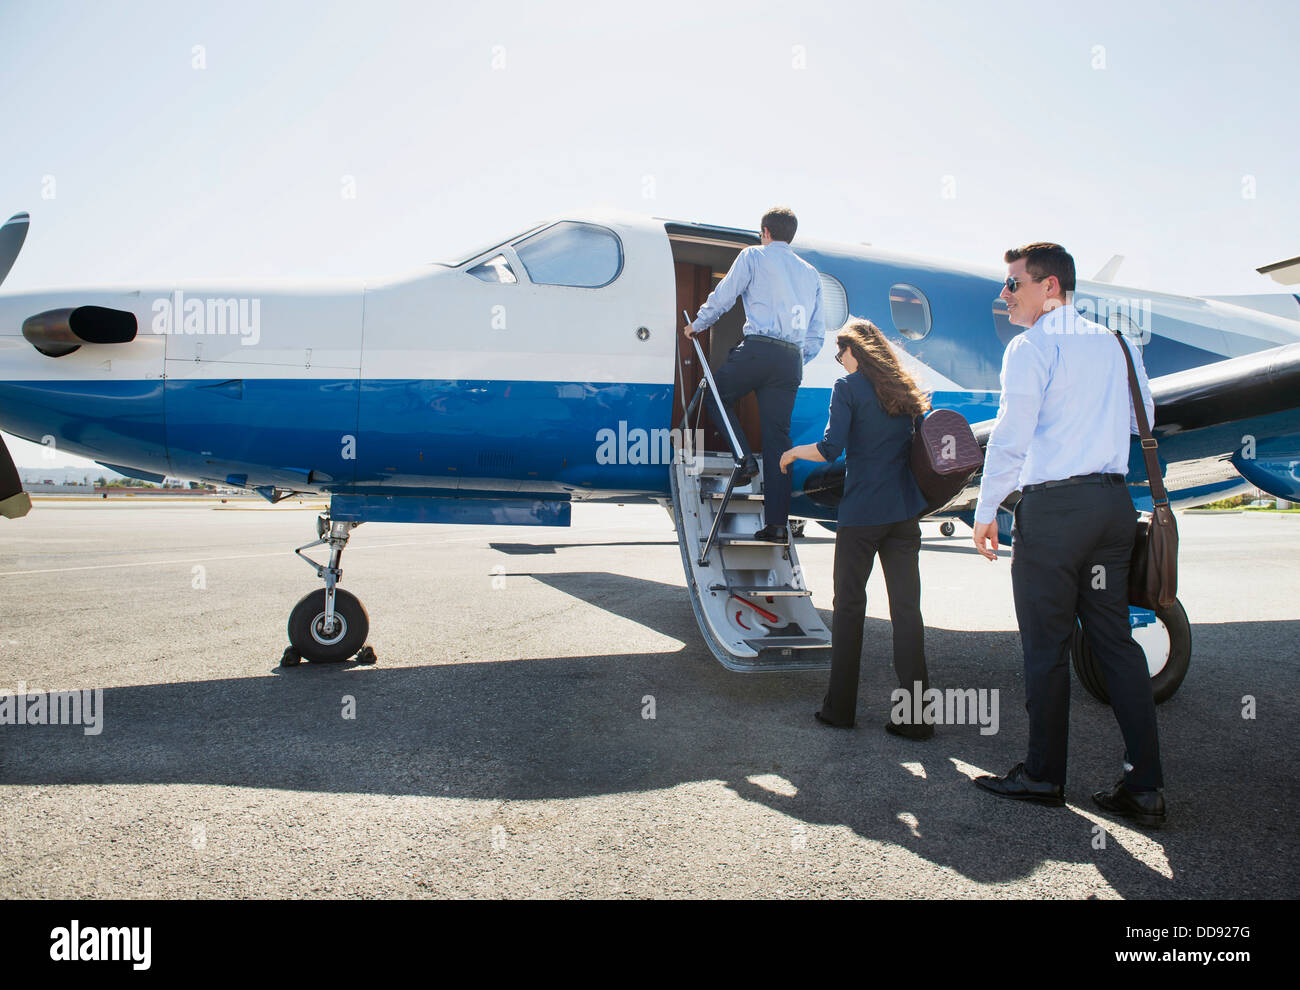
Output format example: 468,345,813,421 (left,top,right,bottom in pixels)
973,762,1065,806
735,454,760,484
885,720,934,740
1092,780,1167,828
814,710,853,729
753,525,789,543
